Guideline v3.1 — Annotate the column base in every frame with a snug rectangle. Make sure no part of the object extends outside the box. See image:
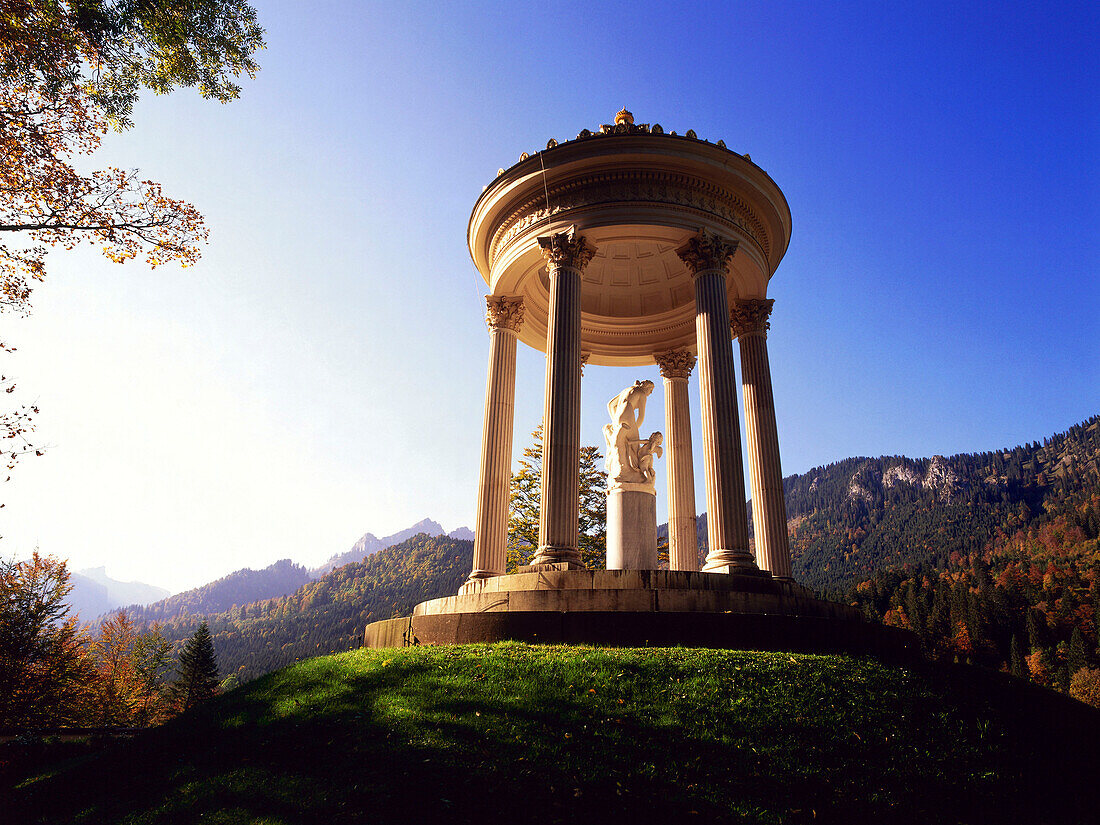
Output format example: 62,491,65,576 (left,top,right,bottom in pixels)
702,550,765,575
527,545,584,569
517,561,588,573
464,569,502,586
